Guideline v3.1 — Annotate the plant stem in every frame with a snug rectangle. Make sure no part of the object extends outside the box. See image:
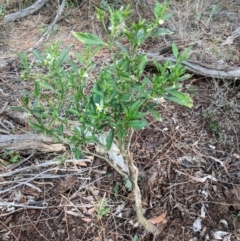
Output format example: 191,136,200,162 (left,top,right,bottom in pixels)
127,130,161,236
128,153,161,236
